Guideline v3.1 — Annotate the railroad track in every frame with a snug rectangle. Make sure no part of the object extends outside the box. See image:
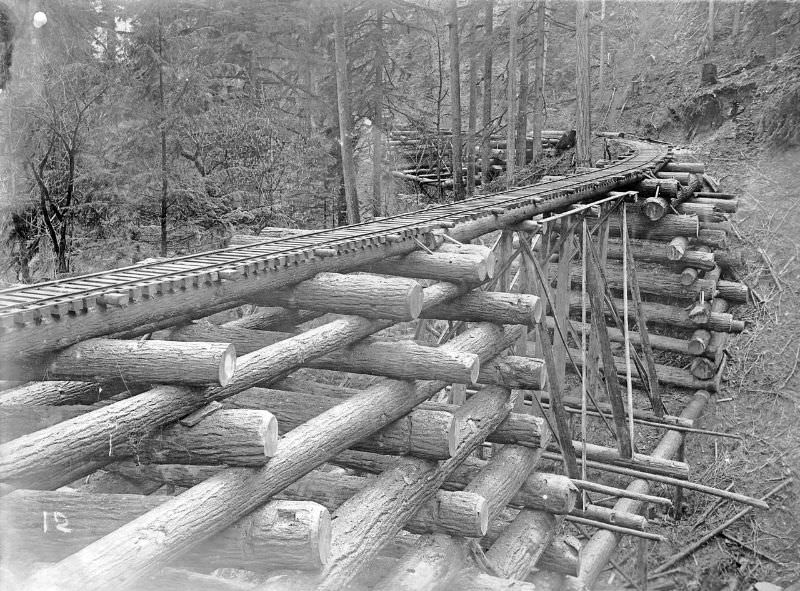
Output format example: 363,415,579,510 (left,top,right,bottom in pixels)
0,136,670,362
